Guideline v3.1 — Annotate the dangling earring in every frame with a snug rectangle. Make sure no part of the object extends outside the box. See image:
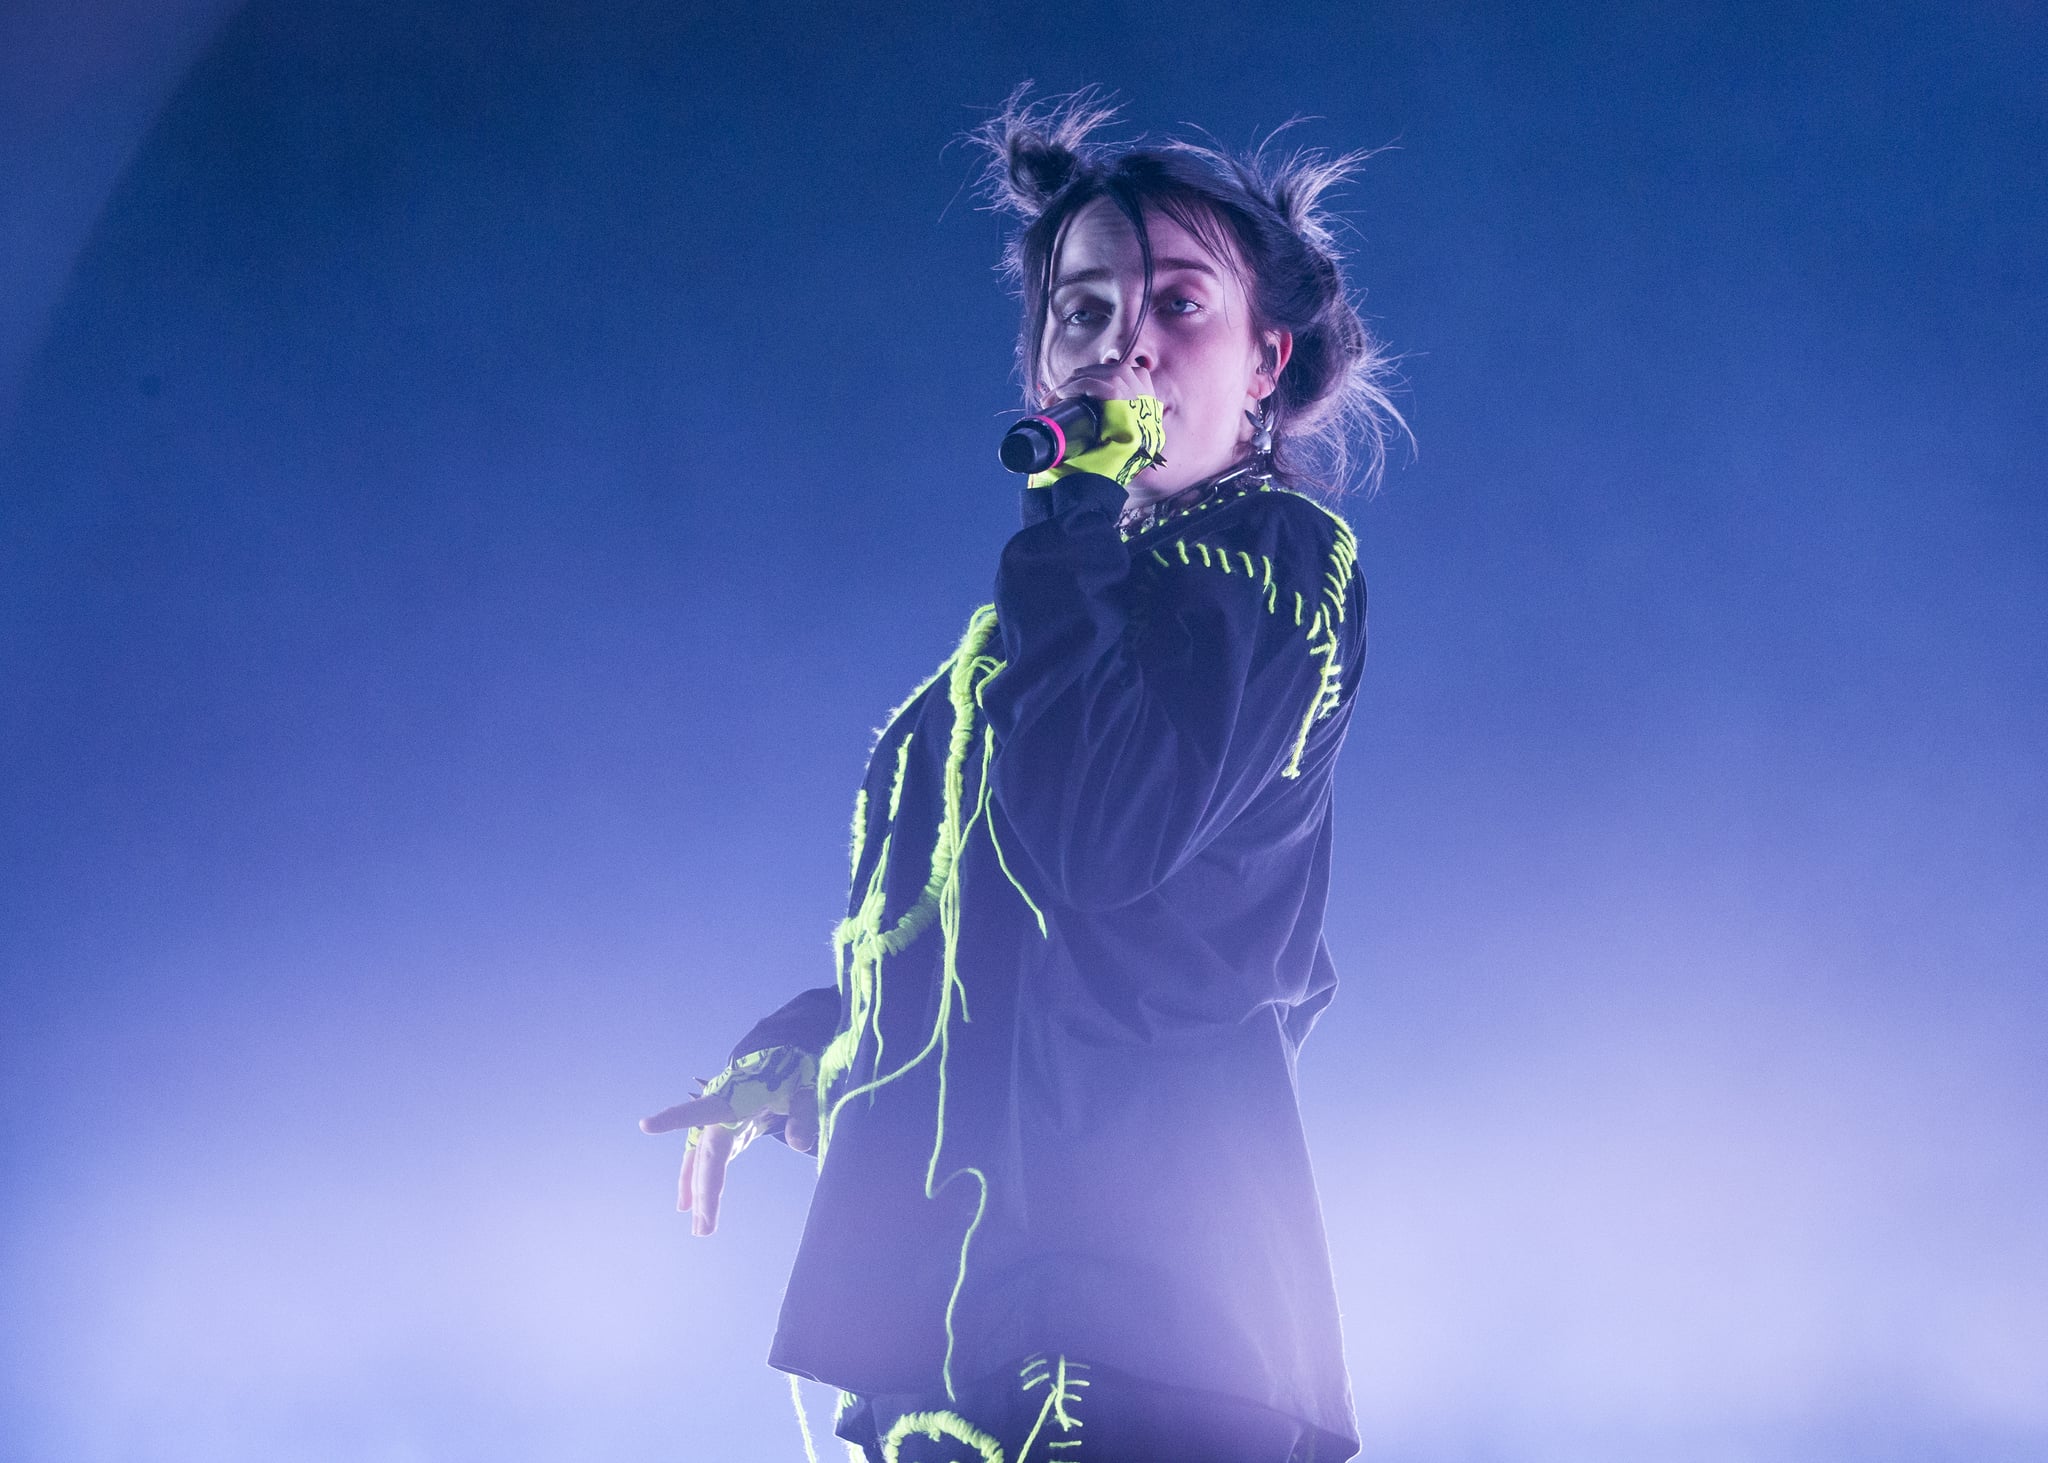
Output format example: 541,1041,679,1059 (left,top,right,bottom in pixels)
1246,398,1276,483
